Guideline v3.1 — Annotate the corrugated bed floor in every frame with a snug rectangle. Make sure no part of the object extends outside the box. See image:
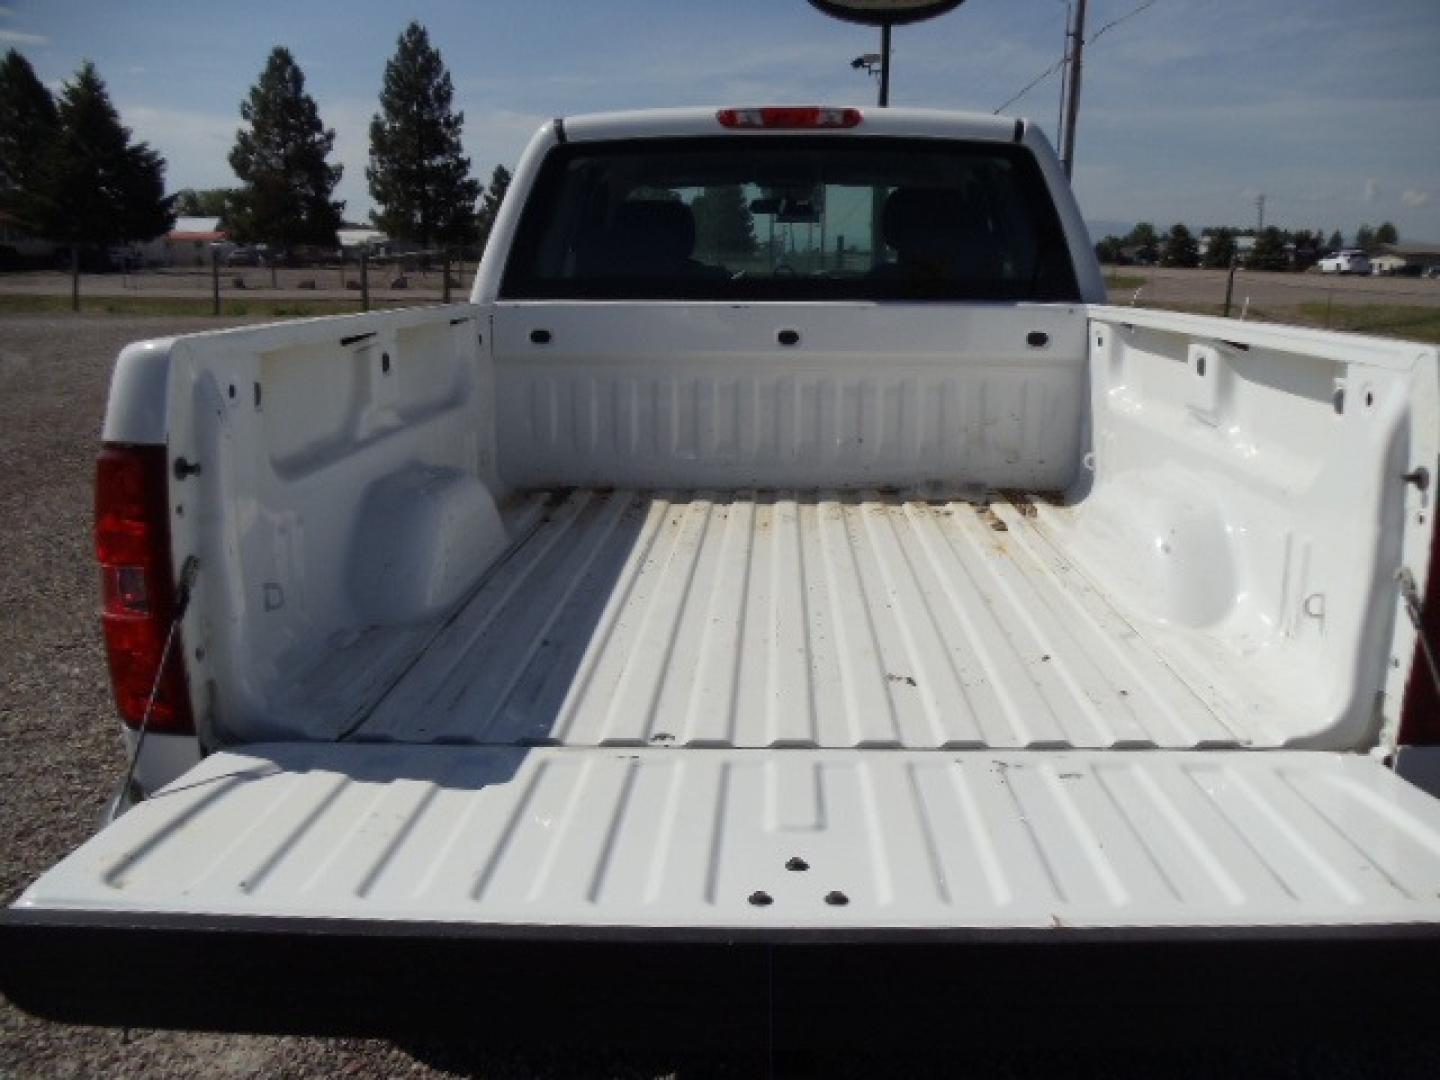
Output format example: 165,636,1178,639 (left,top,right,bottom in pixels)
349,490,1244,749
